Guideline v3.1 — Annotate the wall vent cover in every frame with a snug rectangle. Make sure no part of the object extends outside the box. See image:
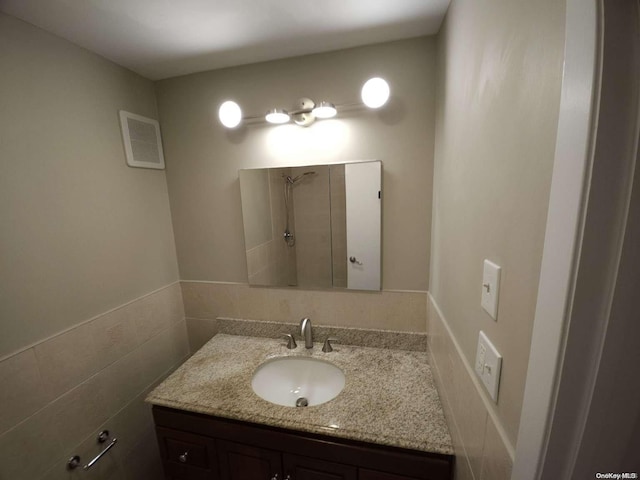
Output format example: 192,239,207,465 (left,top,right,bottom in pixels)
118,110,165,169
